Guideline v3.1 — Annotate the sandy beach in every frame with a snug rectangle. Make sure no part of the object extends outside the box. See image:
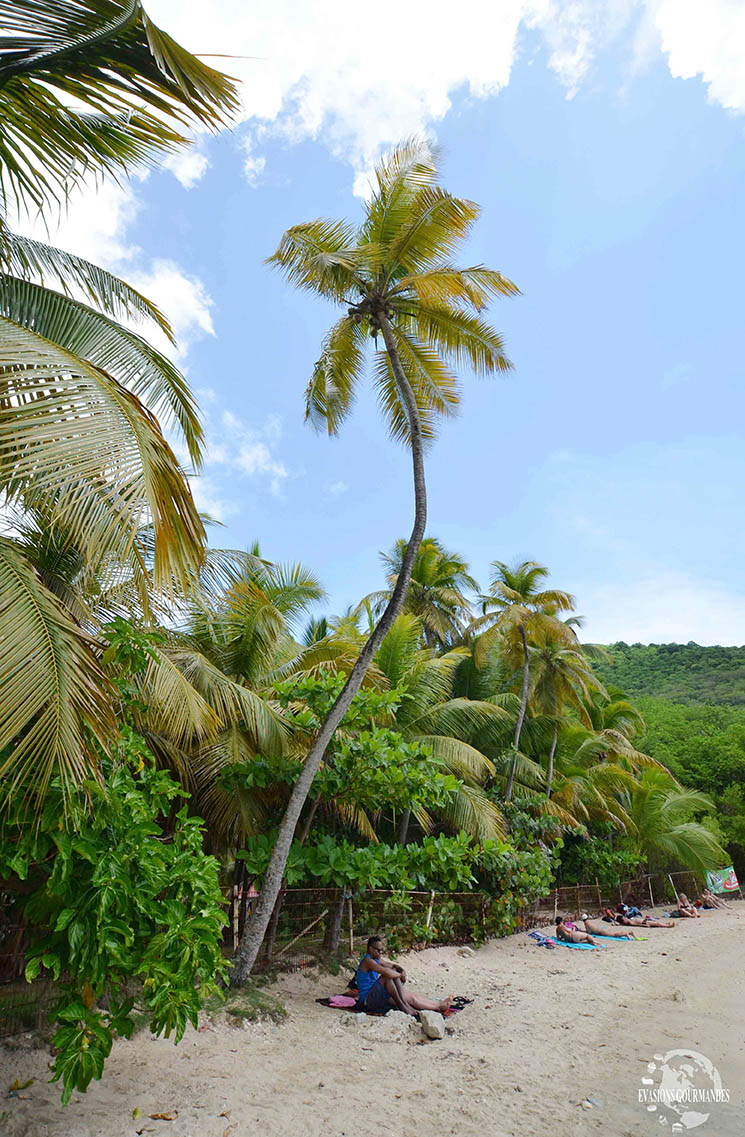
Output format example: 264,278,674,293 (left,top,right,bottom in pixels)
1,907,742,1137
